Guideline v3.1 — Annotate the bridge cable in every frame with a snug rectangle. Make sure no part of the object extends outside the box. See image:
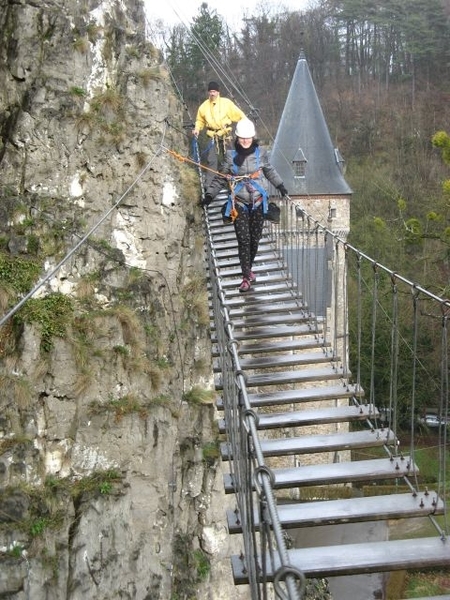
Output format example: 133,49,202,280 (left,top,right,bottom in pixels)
388,274,399,451
0,123,181,377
